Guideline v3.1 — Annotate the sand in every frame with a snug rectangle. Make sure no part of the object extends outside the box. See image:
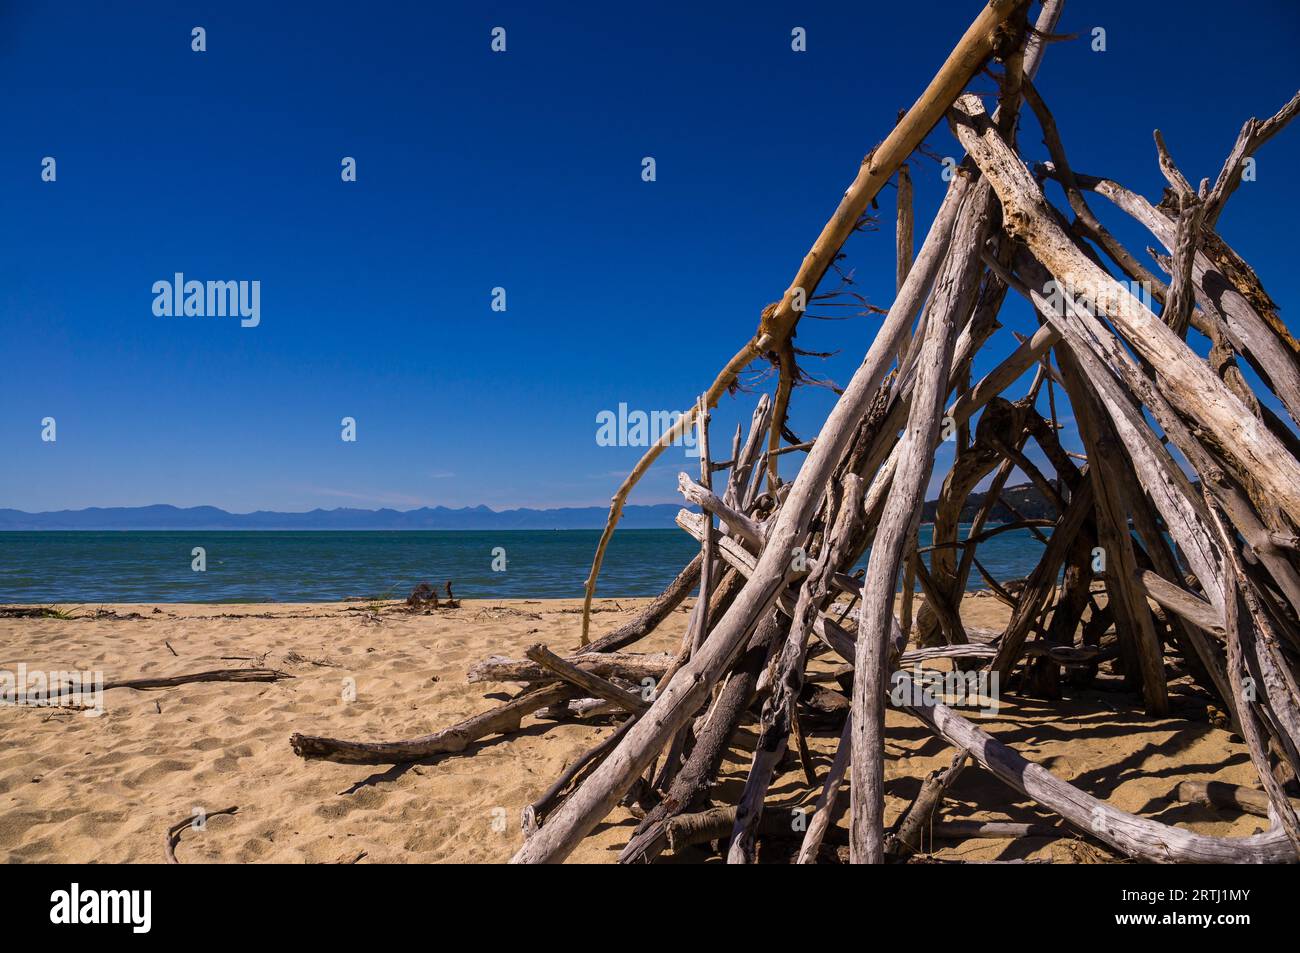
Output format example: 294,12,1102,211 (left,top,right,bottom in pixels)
0,596,1268,864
